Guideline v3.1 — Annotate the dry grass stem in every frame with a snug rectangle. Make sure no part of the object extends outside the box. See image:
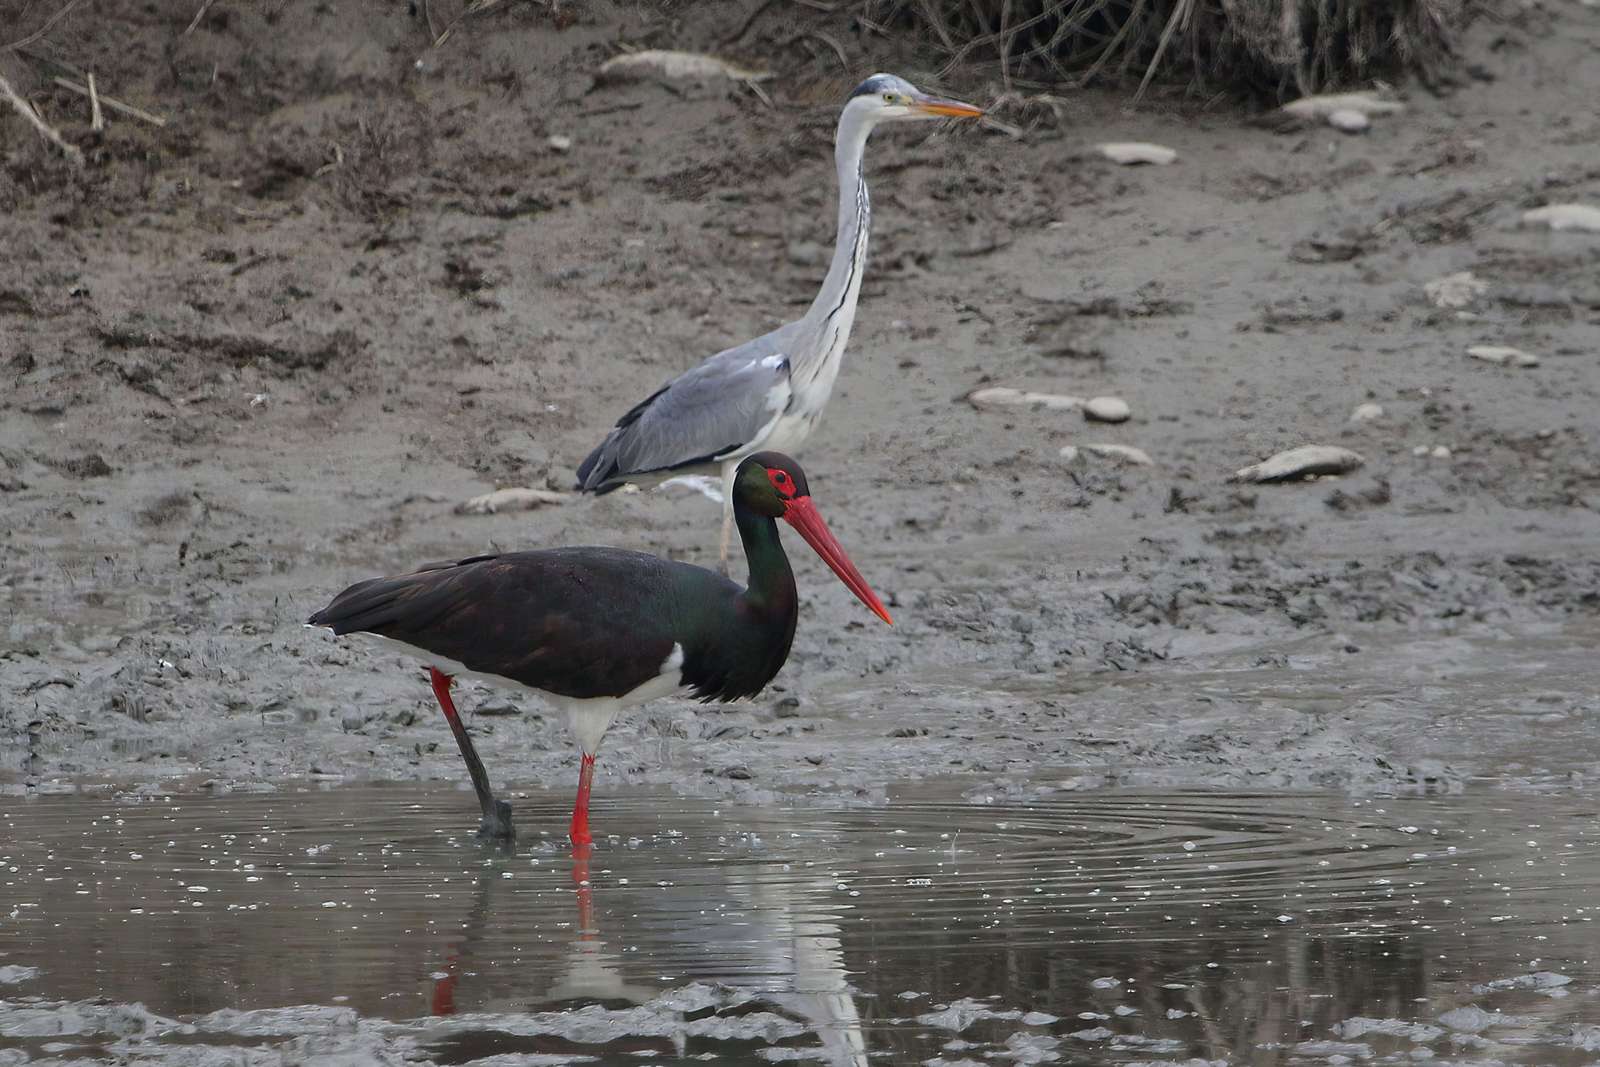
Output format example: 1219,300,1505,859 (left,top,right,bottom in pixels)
184,0,223,36
0,70,83,165
2,0,92,51
870,0,1464,101
87,71,103,131
433,0,513,49
52,76,168,127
